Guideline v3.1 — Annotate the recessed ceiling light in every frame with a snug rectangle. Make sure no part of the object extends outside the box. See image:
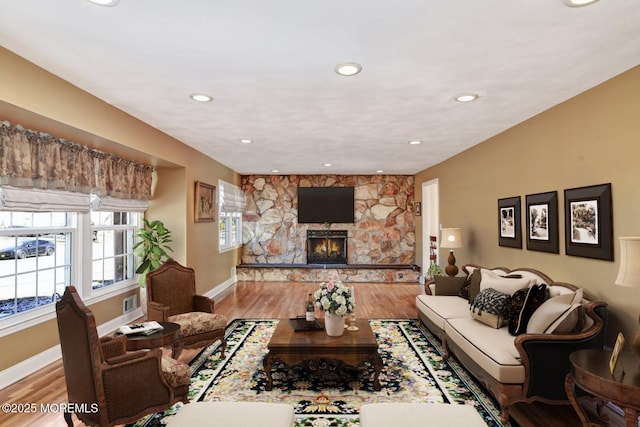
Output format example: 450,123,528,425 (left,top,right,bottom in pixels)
334,62,363,77
376,170,384,174
408,140,422,145
563,0,599,7
86,0,119,6
324,163,332,167
240,139,253,144
189,93,213,102
454,93,479,102
271,169,280,173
